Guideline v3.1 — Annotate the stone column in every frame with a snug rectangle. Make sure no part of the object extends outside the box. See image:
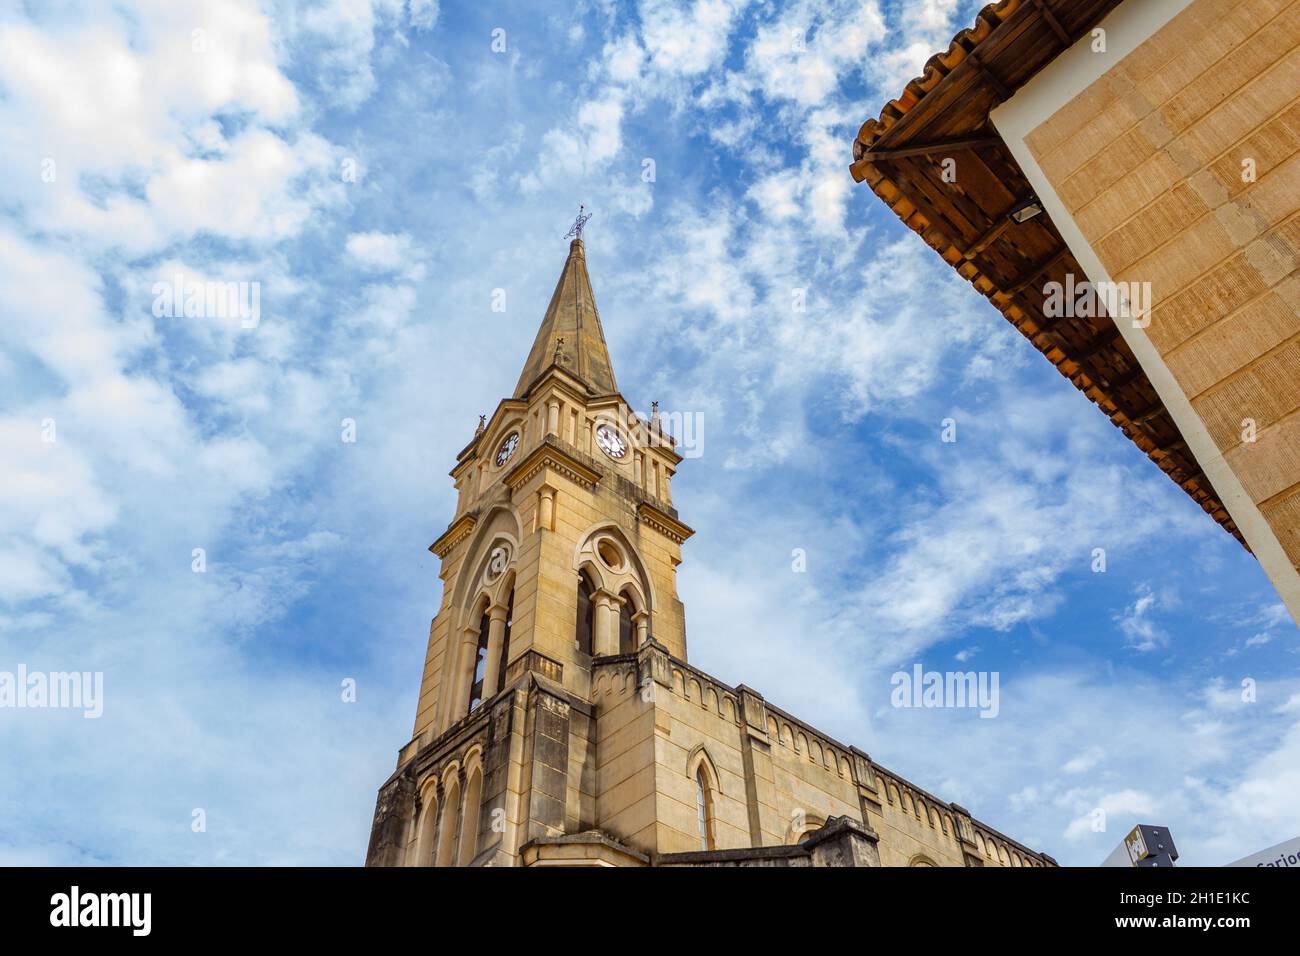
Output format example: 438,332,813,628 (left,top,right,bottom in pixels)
592,590,618,656
537,485,555,532
736,684,781,847
482,604,509,698
950,805,984,867
449,625,479,722
546,400,560,436
632,610,650,647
